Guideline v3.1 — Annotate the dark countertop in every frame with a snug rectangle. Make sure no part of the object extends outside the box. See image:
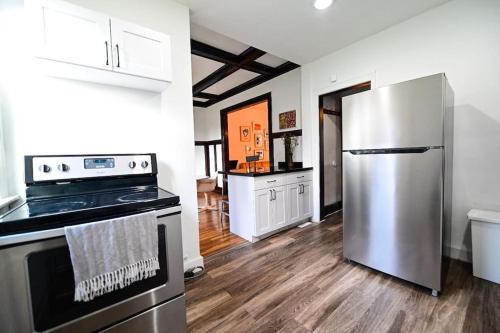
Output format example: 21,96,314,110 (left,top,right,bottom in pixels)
227,167,313,177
